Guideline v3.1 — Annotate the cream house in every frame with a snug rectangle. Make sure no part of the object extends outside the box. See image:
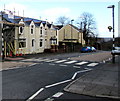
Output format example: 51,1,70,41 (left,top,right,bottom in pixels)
18,18,59,54
2,13,58,56
58,24,85,52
